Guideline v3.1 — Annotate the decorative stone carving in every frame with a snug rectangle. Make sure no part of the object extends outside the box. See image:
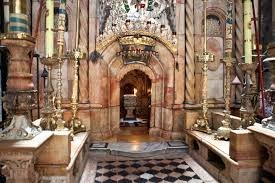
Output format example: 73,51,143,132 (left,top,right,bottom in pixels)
205,15,223,37
248,124,275,177
0,152,38,183
97,0,176,46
